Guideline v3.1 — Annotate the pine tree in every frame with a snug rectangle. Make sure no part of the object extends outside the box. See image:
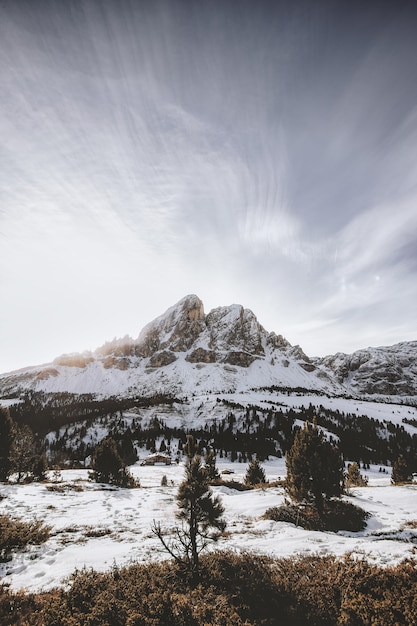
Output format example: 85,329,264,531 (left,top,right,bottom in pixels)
32,453,48,481
345,462,368,488
285,420,344,515
153,438,226,581
0,408,13,482
391,456,412,484
10,424,36,483
244,458,266,486
204,448,219,481
90,437,135,487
